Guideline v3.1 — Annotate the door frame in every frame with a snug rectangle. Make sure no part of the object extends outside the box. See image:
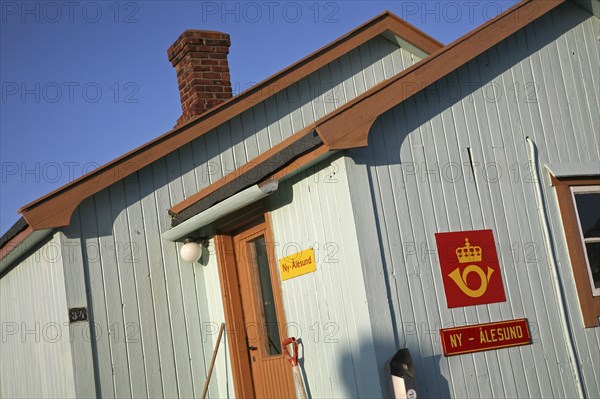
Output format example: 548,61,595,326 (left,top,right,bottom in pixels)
213,200,292,397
